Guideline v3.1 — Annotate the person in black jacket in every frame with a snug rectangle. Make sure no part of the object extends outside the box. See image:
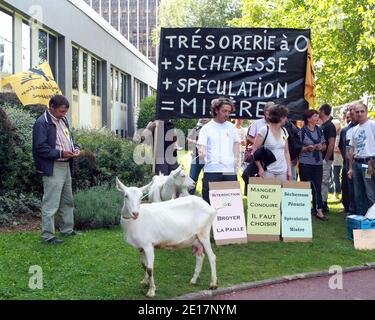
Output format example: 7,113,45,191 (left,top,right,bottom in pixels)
32,95,80,244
